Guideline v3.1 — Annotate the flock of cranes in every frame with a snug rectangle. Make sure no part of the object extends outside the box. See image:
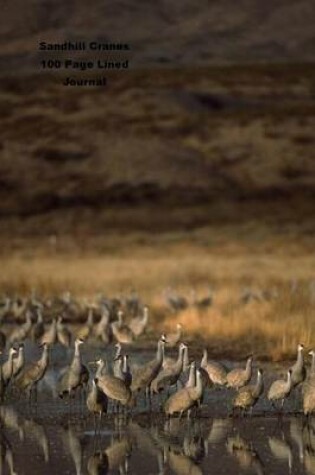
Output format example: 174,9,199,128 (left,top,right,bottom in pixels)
0,290,314,424
0,321,314,422
0,288,315,473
